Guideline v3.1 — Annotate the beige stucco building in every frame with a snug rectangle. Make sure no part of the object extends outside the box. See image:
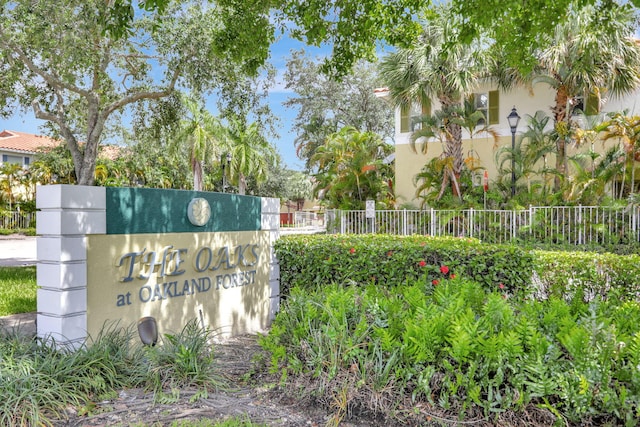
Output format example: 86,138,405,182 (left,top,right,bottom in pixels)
378,83,640,207
0,130,60,168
